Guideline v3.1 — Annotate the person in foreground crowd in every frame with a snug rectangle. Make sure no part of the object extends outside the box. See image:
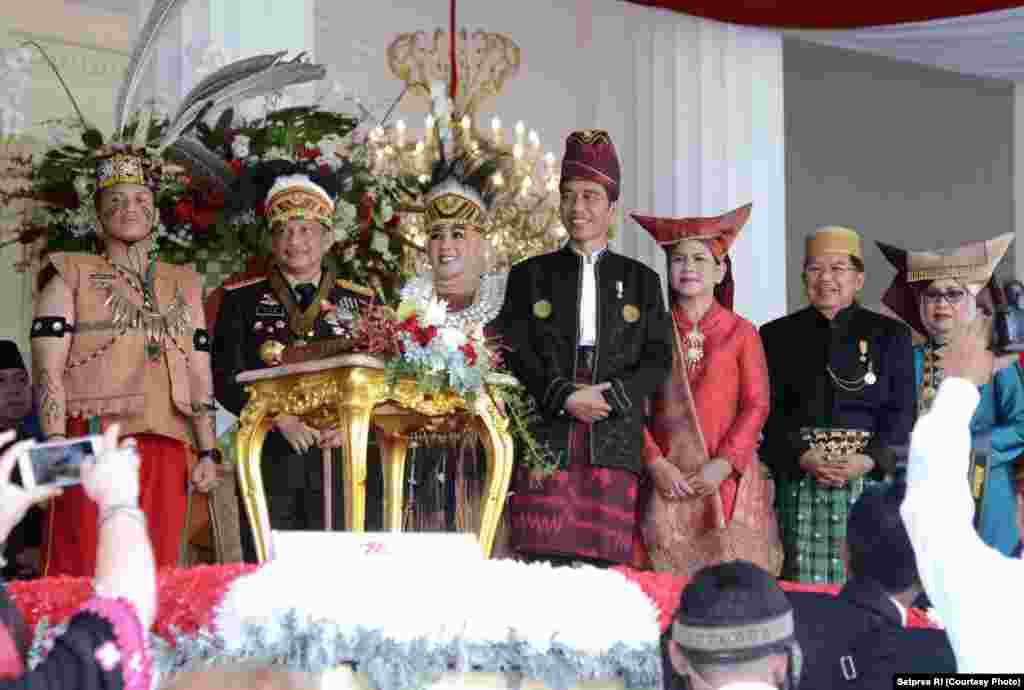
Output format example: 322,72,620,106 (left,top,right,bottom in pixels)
901,313,1024,672
760,226,915,584
787,483,955,689
499,130,672,567
212,168,376,562
663,560,802,690
0,423,155,689
879,233,1024,555
33,147,222,577
0,342,43,580
631,204,781,577
397,151,507,533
